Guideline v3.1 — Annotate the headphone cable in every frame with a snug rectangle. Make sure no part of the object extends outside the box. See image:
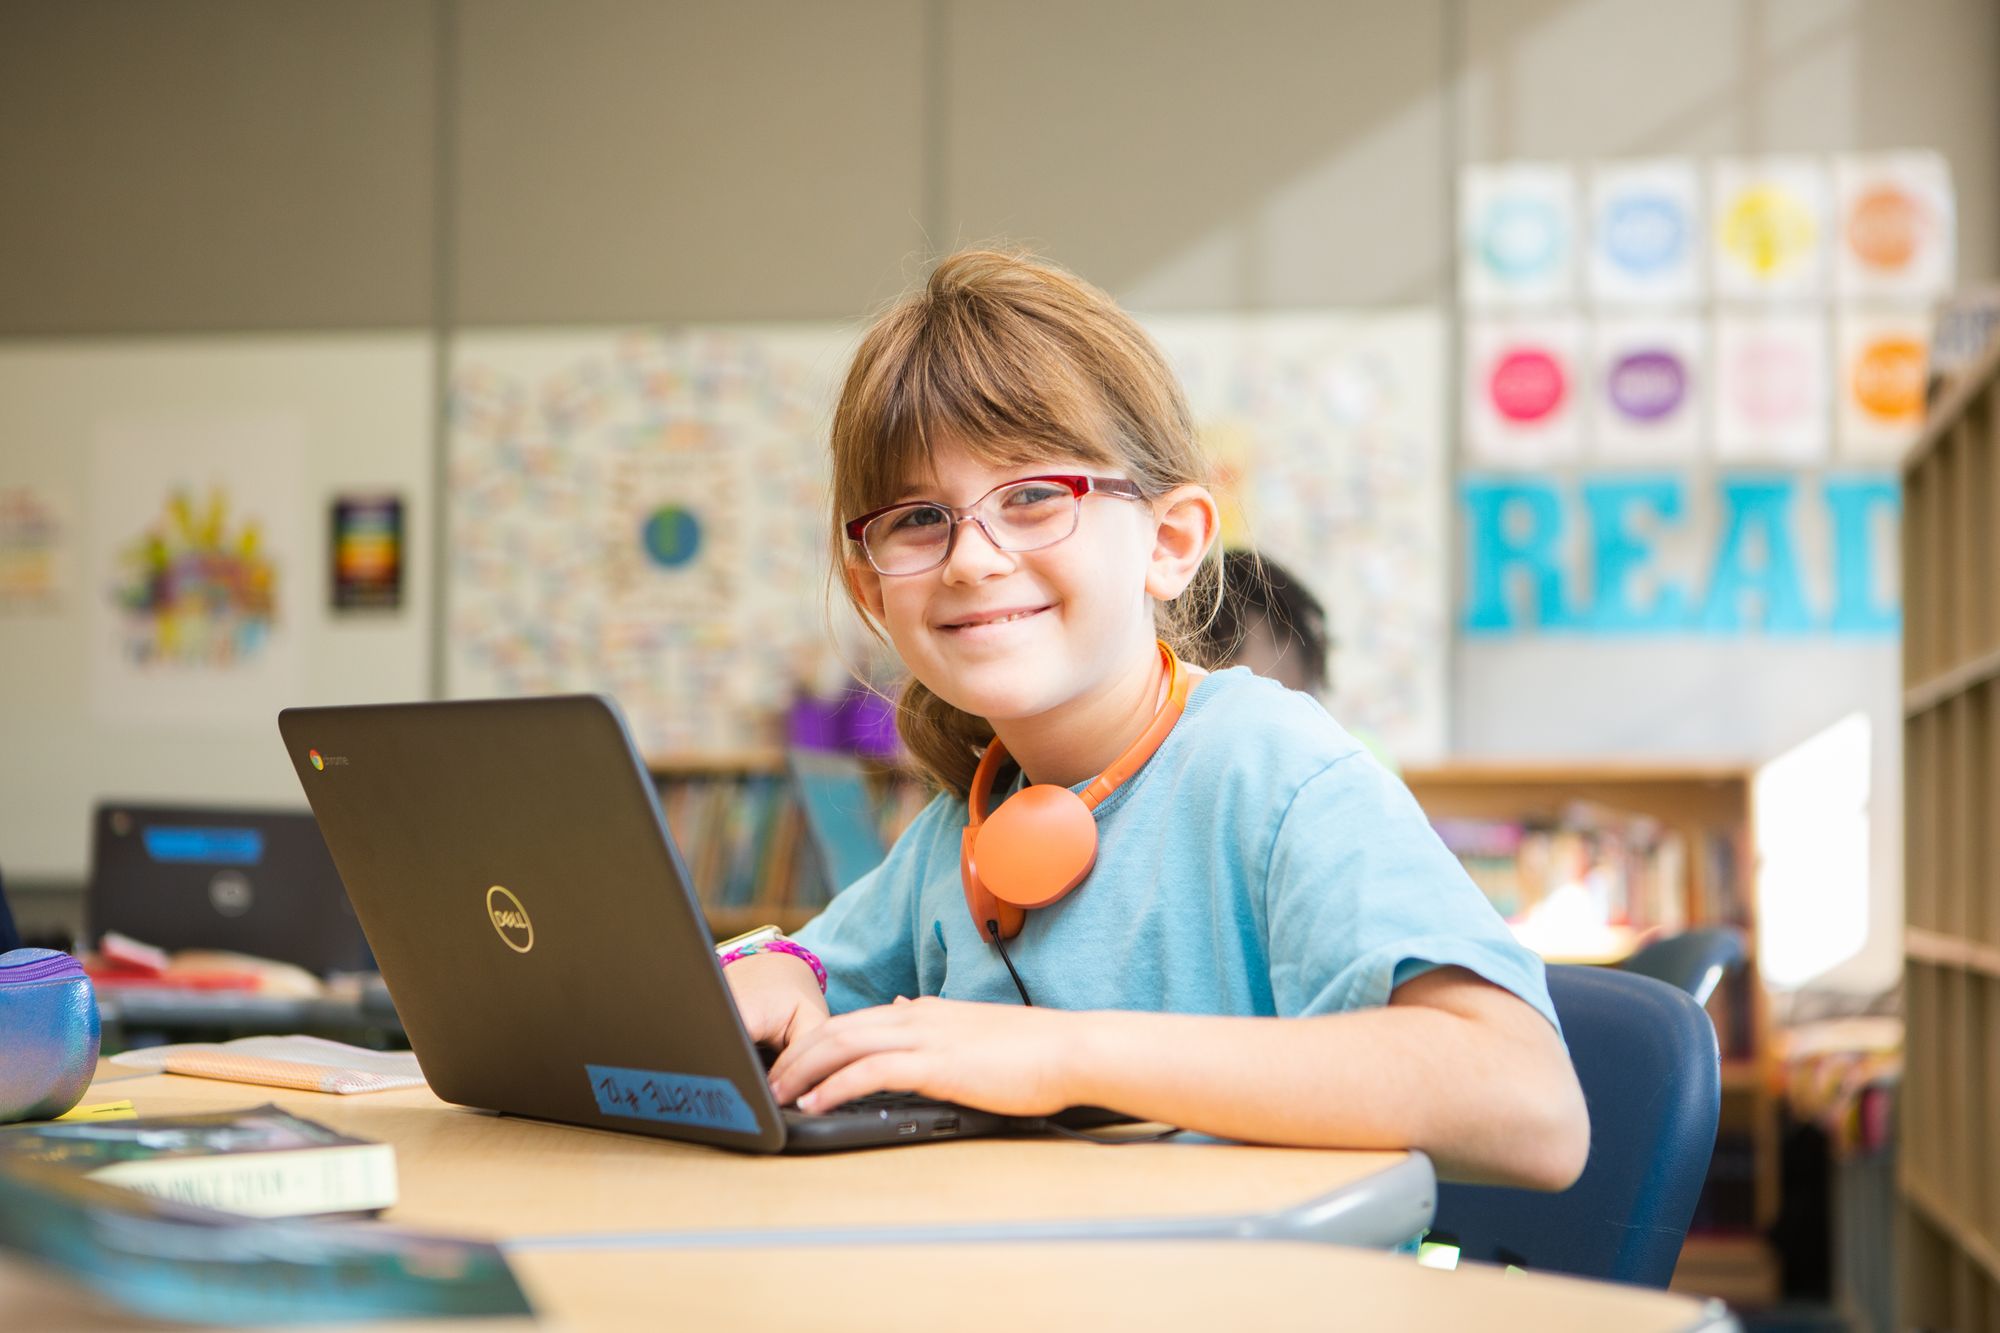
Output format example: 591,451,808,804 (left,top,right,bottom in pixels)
985,919,1036,1007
